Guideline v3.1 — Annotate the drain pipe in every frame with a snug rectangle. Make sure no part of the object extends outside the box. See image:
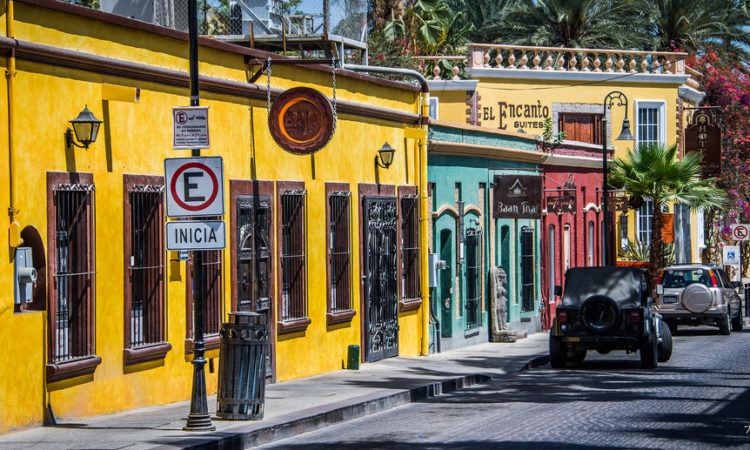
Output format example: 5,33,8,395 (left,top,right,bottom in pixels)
342,64,429,94
6,0,21,248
